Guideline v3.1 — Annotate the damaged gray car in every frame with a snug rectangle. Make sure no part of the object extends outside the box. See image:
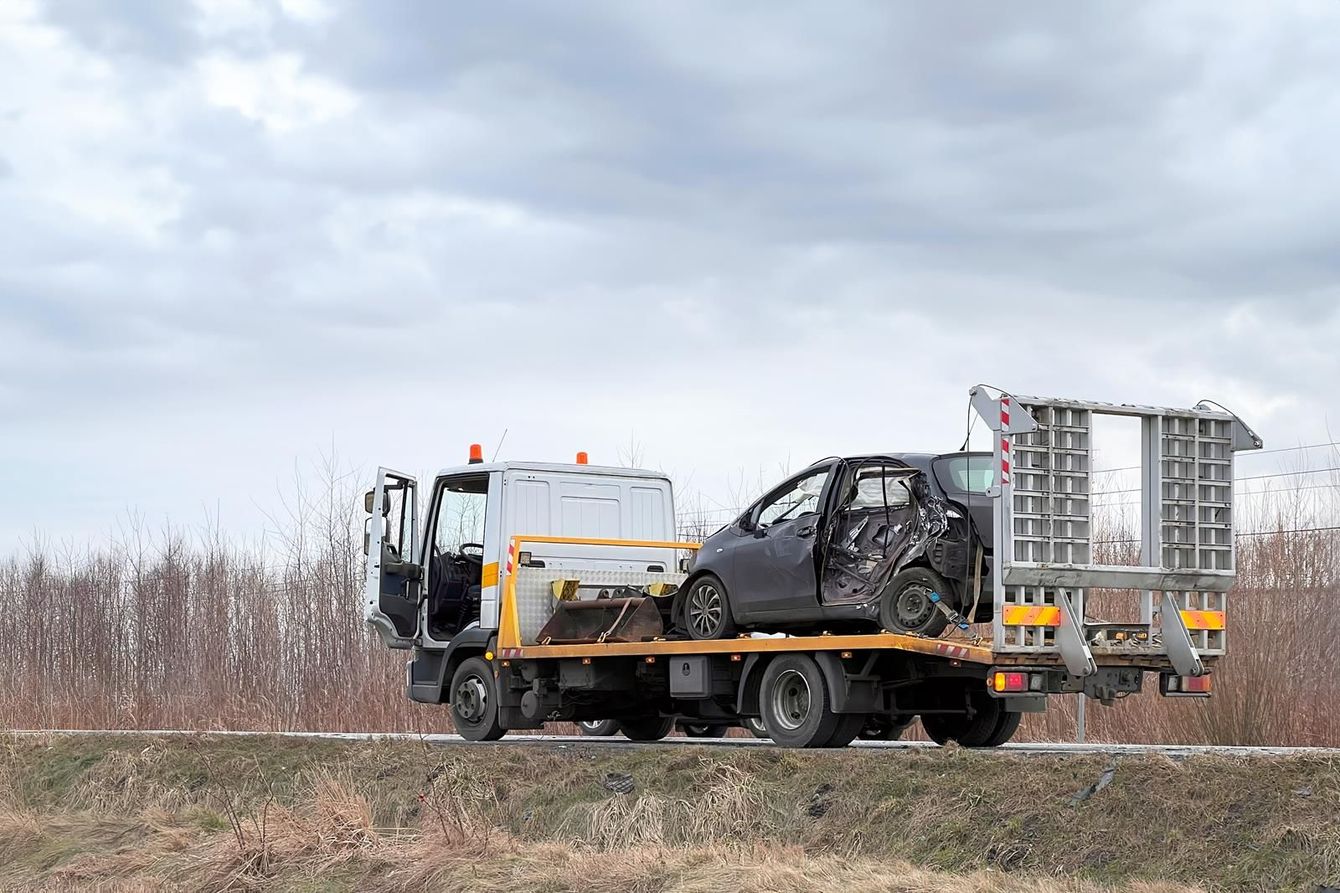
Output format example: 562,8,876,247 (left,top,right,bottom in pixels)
675,453,992,640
